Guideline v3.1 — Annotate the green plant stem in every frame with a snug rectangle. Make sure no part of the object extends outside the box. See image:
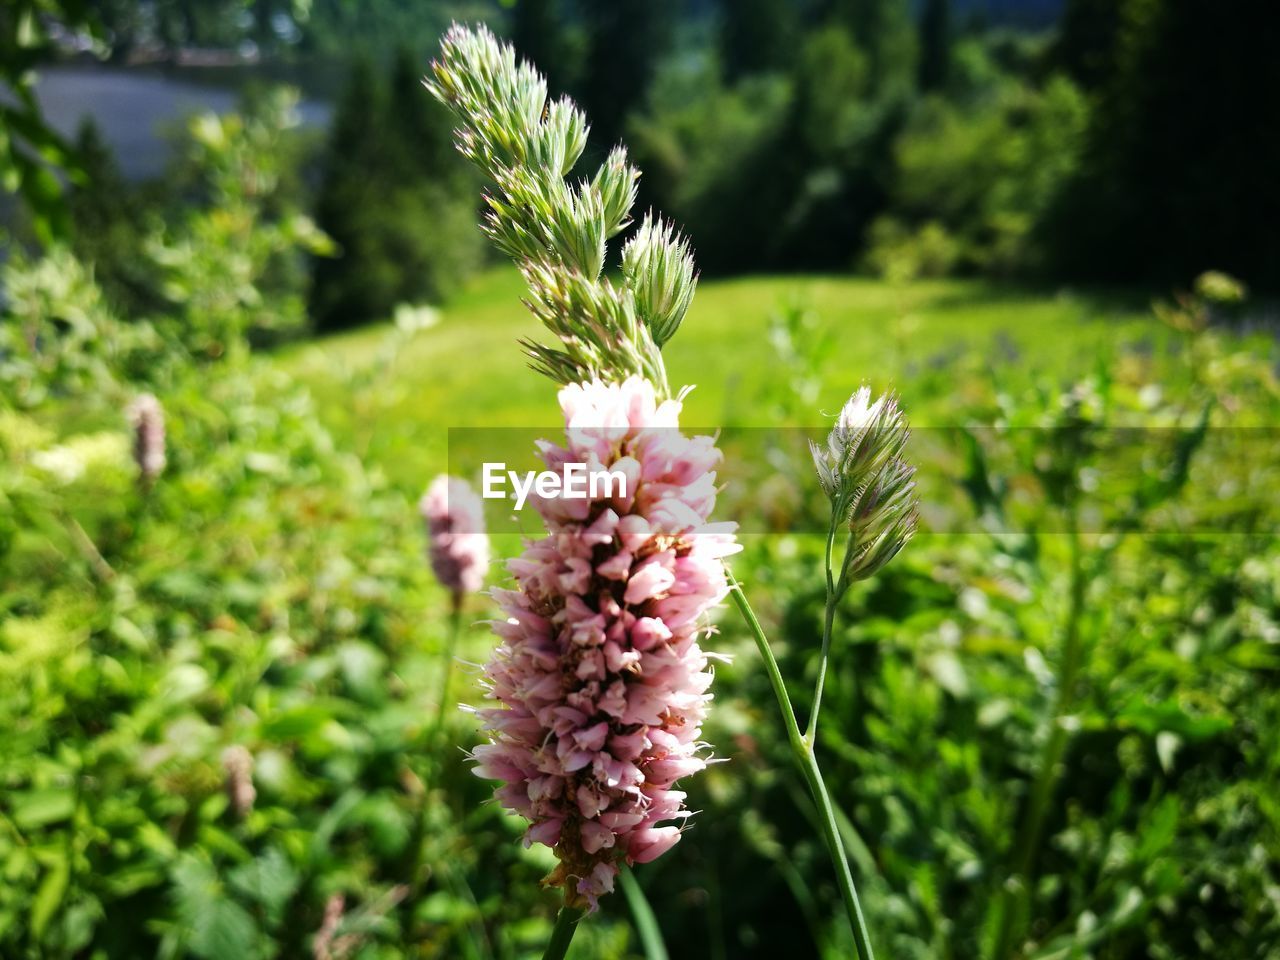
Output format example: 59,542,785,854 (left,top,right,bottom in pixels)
619,865,670,960
991,520,1087,960
435,596,464,732
728,570,877,960
805,519,841,747
806,522,859,747
543,904,584,960
63,513,115,584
